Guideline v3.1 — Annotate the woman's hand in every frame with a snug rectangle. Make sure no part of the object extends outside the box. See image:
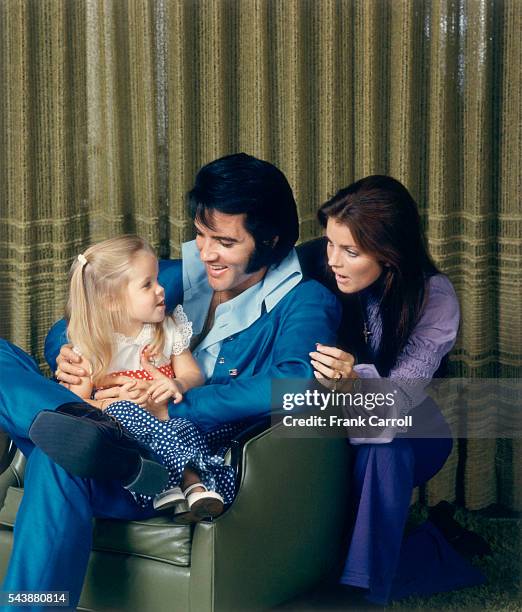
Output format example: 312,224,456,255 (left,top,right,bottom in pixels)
309,343,357,389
